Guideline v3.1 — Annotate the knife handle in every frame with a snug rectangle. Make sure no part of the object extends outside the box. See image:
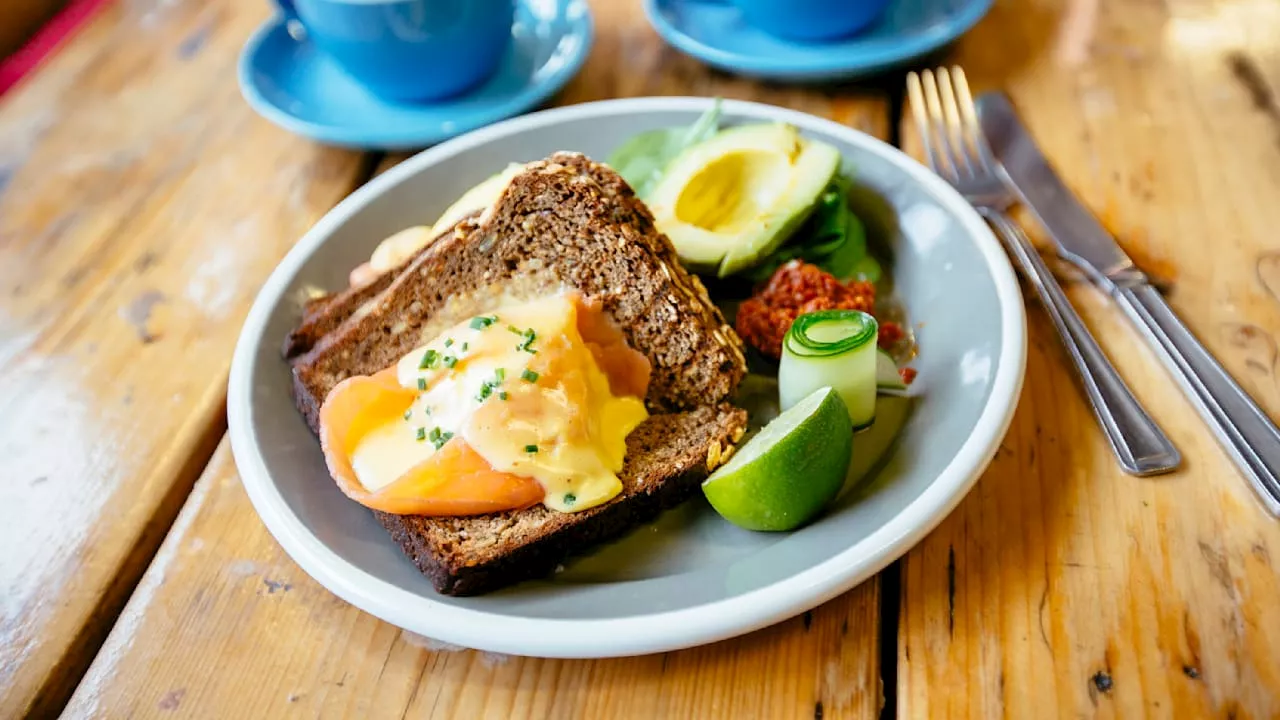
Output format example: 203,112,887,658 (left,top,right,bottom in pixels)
1115,284,1280,515
983,211,1182,475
